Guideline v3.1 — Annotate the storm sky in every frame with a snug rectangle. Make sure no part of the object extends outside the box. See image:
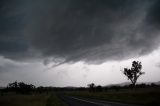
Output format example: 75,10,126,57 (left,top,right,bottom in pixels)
0,0,160,87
